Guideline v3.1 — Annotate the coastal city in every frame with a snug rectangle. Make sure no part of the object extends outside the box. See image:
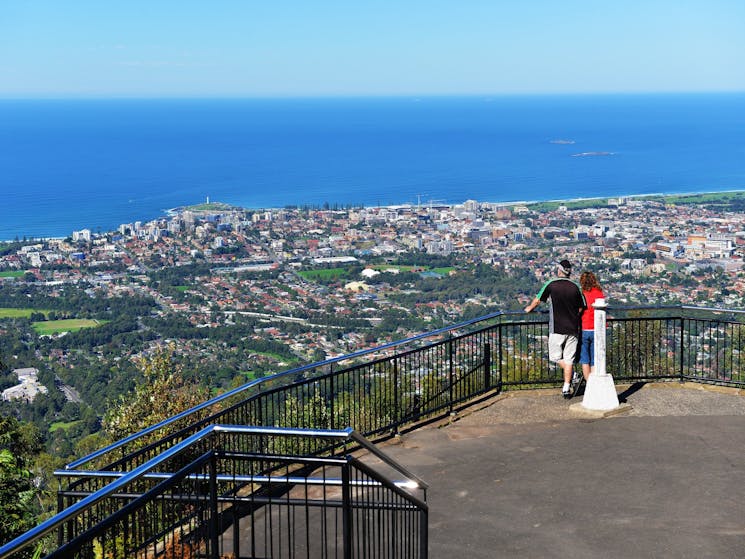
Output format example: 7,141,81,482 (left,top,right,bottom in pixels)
3,0,744,554
4,194,745,311
2,193,745,436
